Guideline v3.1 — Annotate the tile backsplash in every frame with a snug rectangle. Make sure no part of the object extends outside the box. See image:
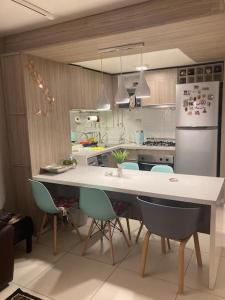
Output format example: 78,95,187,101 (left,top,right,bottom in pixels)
70,107,176,144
